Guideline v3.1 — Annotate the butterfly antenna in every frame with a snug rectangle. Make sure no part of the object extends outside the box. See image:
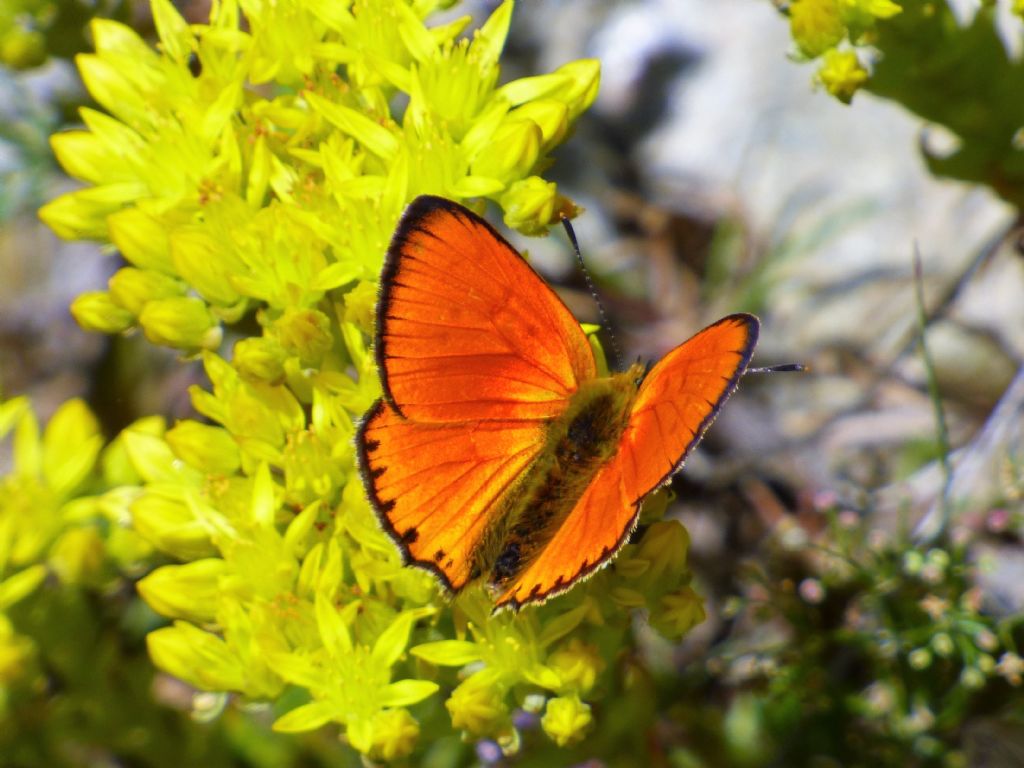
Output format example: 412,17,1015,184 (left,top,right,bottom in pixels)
560,214,624,370
747,363,808,374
